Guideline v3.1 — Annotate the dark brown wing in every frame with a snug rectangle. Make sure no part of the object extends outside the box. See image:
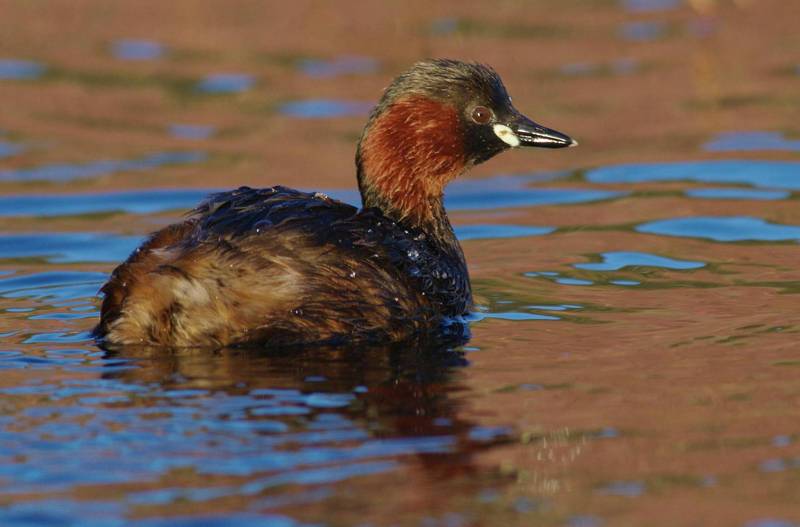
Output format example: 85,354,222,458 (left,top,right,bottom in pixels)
95,186,468,347
95,219,198,336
